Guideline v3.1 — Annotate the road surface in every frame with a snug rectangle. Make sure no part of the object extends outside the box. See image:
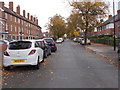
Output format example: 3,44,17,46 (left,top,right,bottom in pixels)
2,40,118,88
